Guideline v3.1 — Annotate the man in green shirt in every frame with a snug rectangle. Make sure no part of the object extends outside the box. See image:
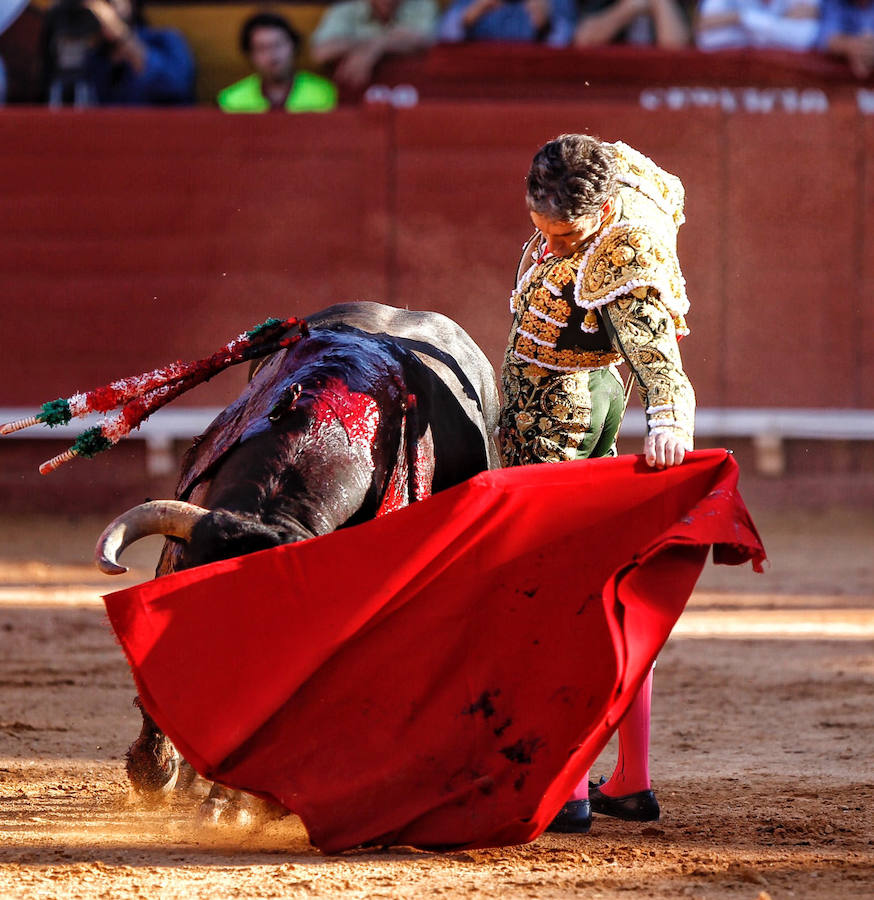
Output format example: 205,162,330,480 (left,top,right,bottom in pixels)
218,12,337,113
